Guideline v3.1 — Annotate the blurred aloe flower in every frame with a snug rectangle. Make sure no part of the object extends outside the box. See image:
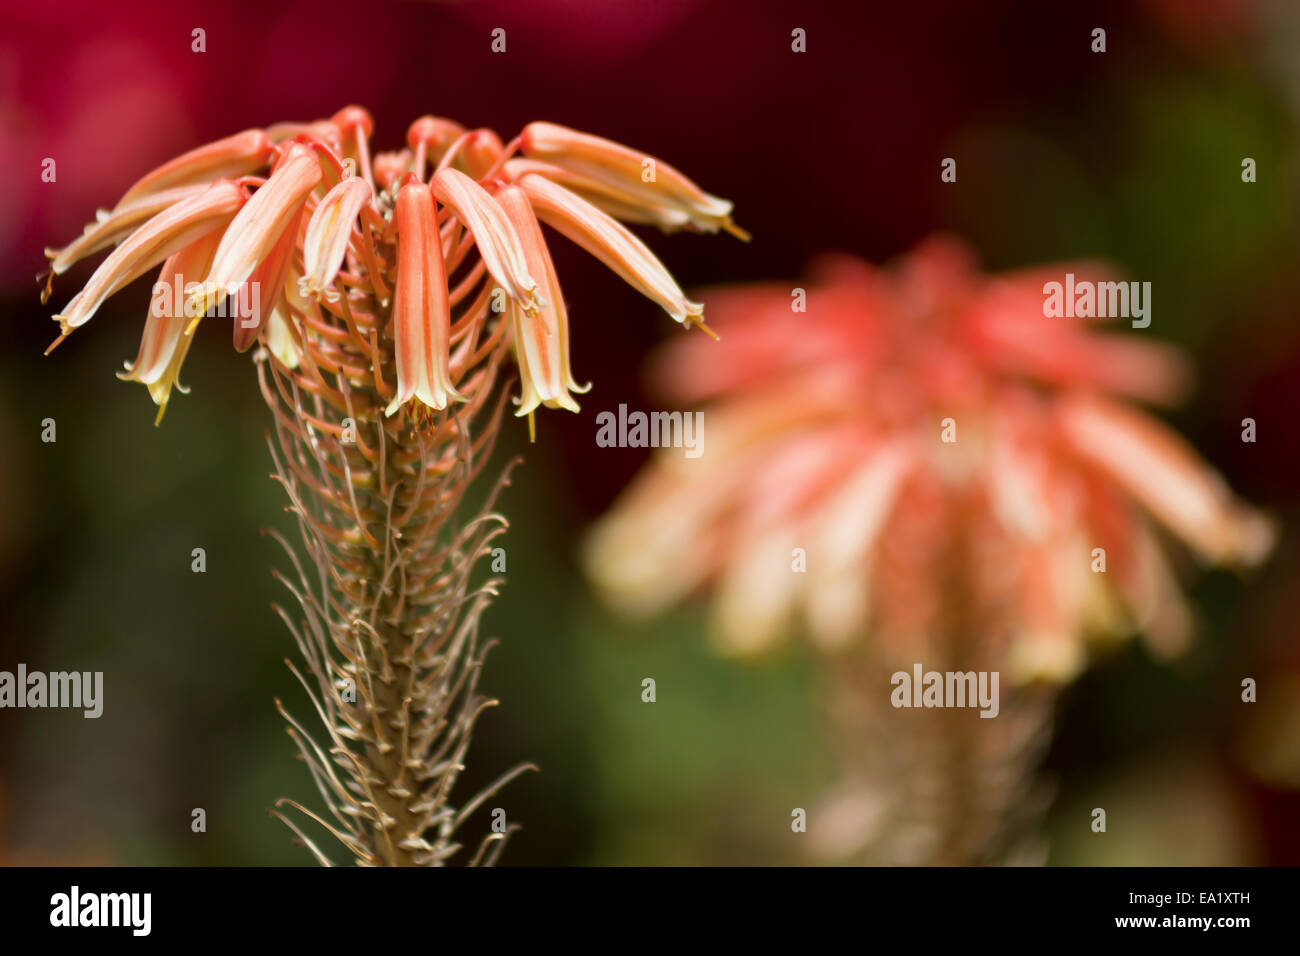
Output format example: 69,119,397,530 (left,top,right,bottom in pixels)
586,237,1274,862
43,106,736,865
